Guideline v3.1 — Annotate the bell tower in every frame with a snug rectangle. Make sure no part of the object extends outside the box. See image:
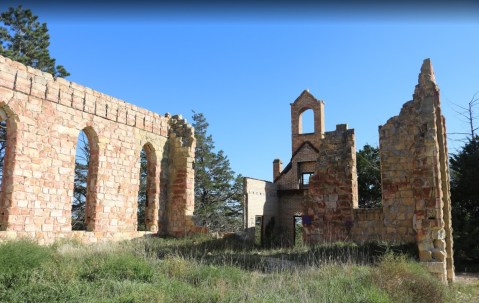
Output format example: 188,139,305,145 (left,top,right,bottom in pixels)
290,90,325,153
